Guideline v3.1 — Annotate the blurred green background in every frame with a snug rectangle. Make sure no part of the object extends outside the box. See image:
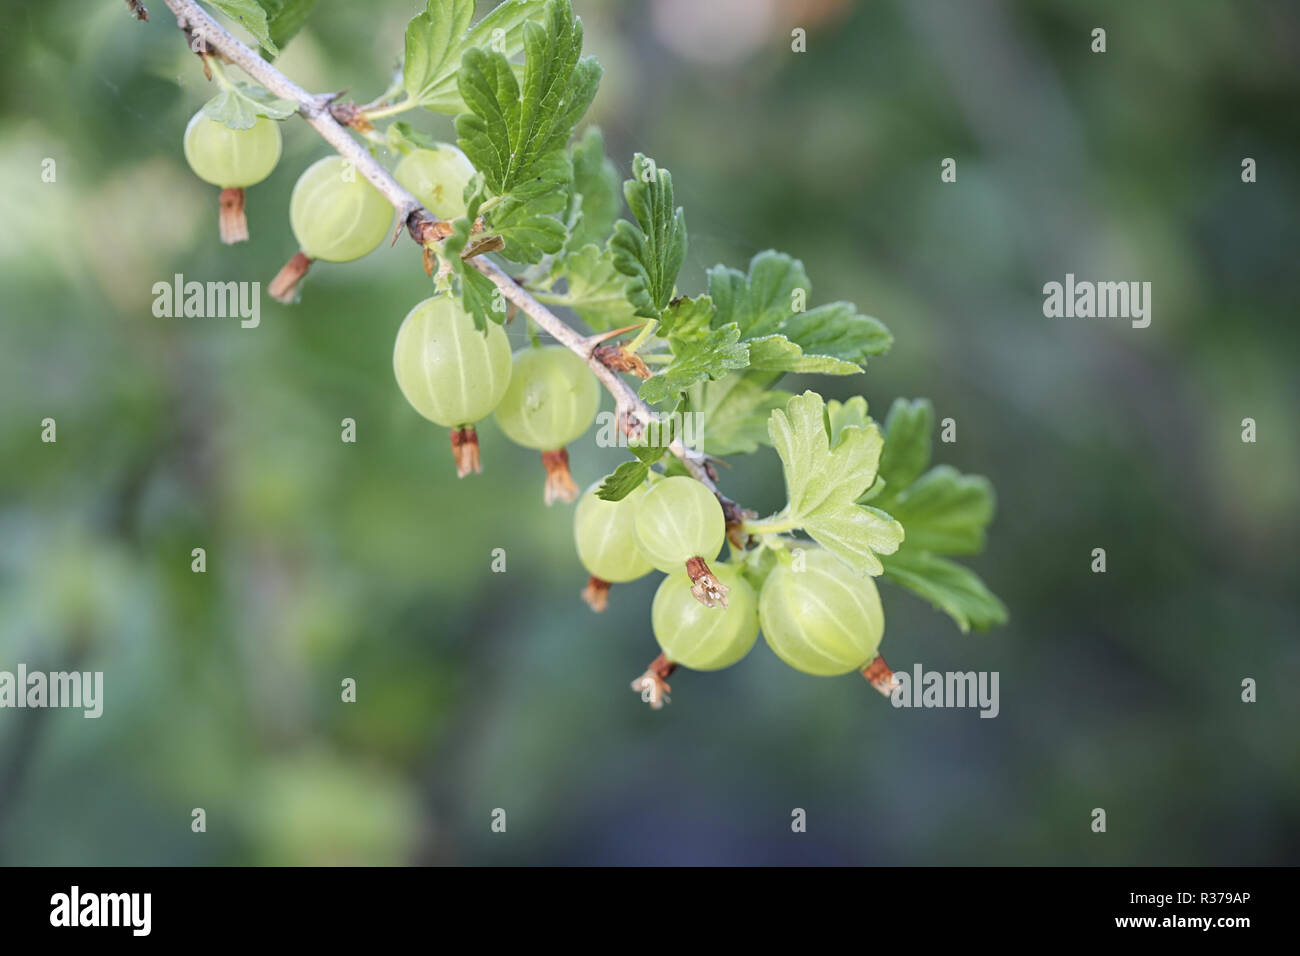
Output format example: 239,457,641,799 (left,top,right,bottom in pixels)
1,0,1297,865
